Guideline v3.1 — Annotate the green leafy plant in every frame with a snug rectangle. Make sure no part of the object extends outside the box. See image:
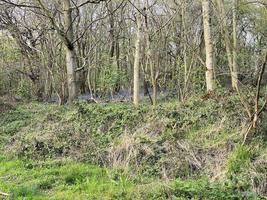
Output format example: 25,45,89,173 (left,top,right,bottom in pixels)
17,79,32,100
